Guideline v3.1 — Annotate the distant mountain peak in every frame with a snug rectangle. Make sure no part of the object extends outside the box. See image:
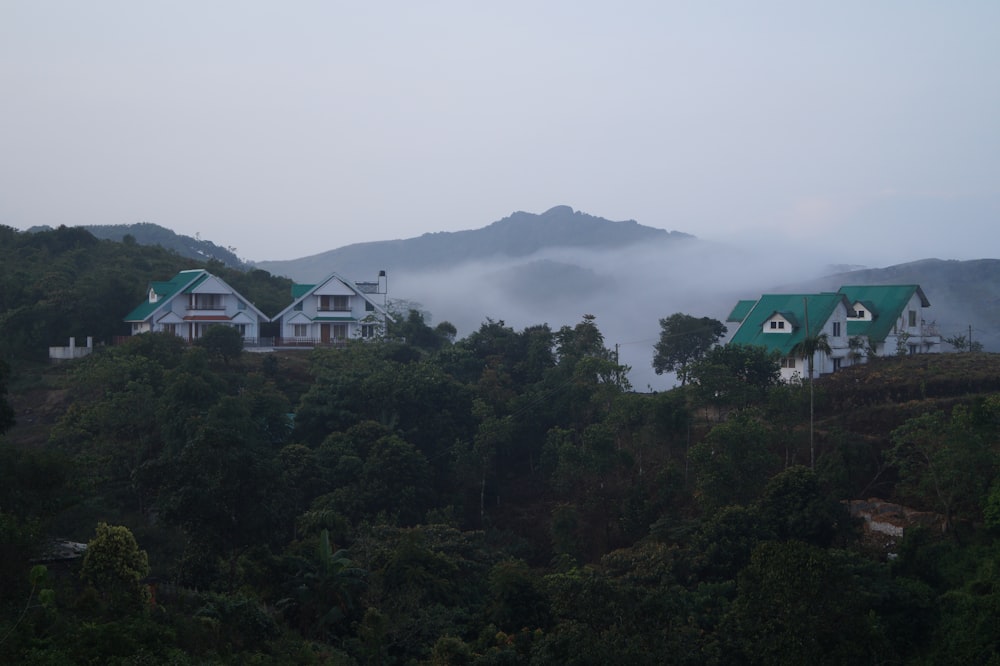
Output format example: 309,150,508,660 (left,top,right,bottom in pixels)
254,206,693,282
